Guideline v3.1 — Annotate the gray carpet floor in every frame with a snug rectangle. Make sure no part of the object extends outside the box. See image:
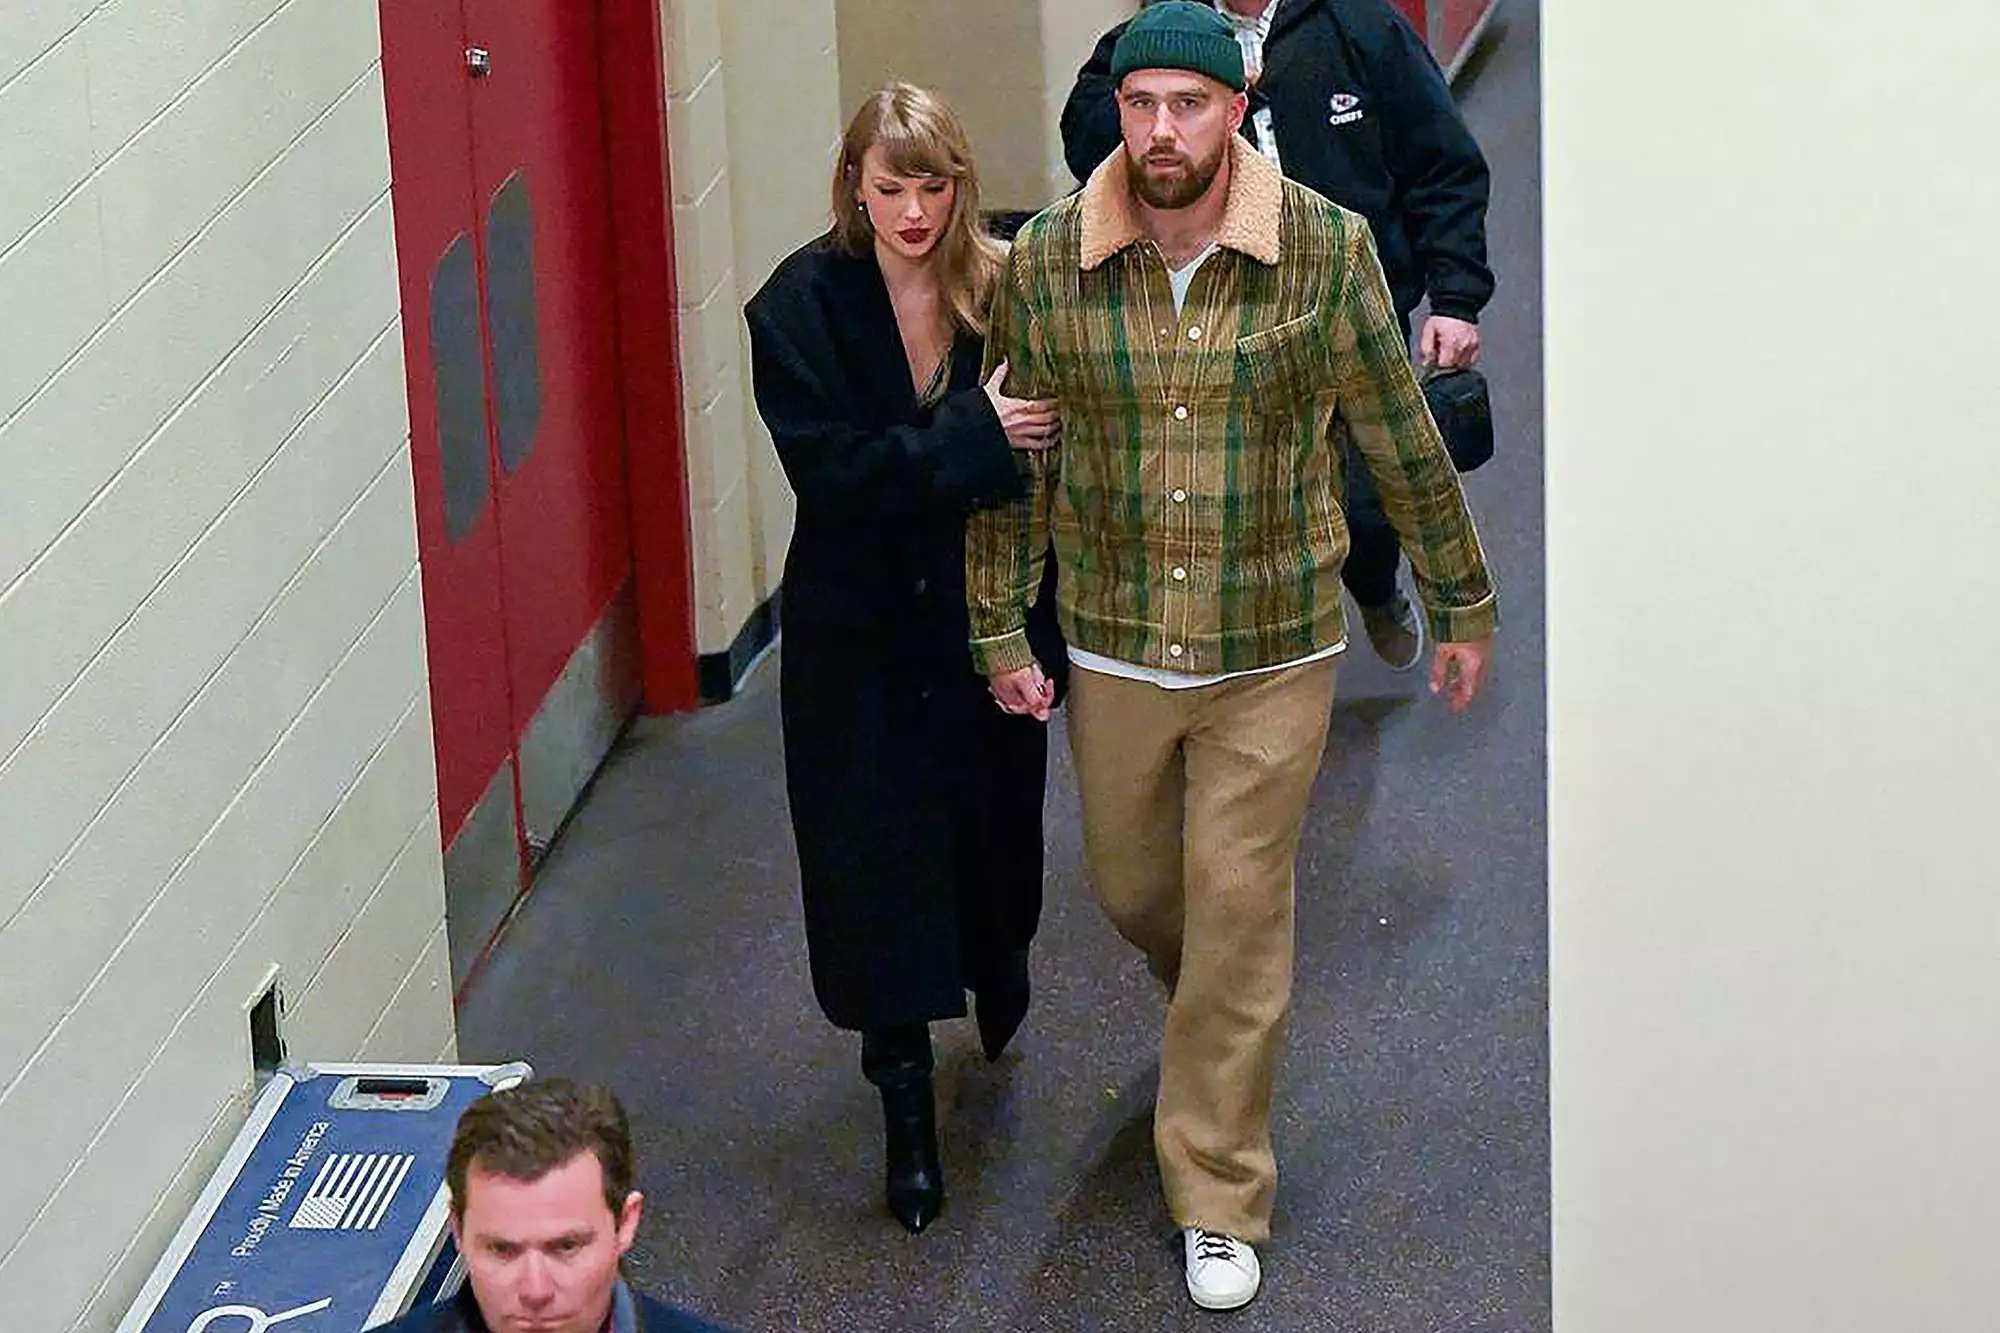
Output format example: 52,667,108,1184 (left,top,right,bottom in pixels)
457,3,1545,1326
